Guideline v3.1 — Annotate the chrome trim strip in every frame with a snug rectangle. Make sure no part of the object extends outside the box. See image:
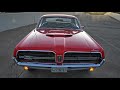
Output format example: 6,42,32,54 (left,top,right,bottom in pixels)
12,57,18,64
16,50,102,58
13,56,105,68
16,50,56,61
64,57,100,60
16,50,56,56
17,62,102,68
64,51,102,58
19,56,55,60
